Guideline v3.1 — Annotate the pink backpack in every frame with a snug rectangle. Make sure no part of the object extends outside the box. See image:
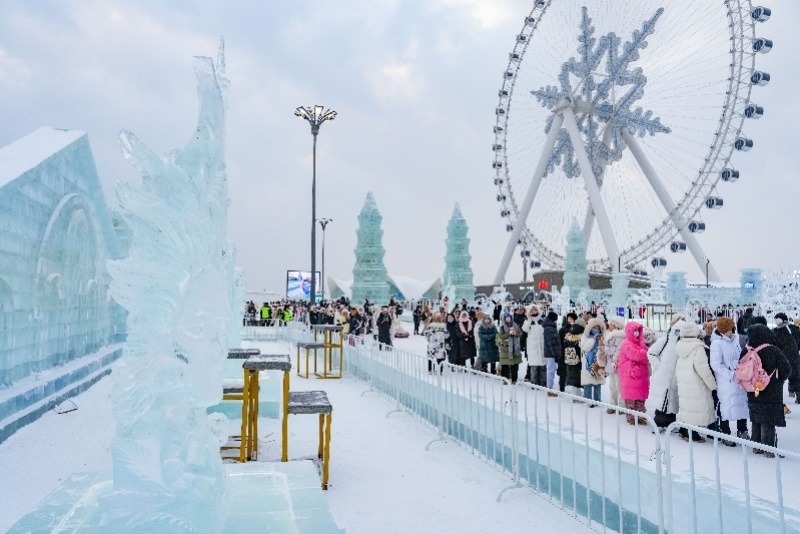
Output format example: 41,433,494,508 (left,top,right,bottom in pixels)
735,344,775,396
